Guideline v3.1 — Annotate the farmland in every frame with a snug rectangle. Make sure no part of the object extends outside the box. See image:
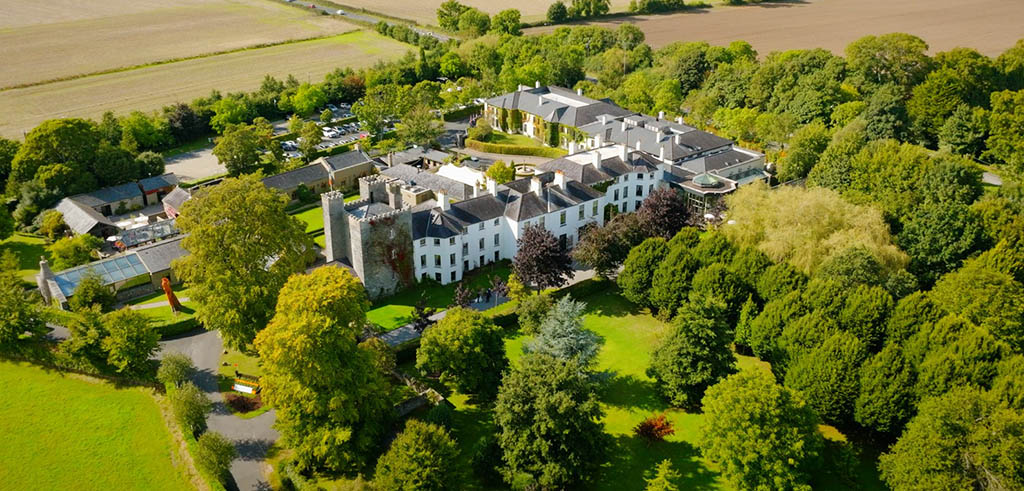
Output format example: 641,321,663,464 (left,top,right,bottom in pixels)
526,0,1024,57
0,361,194,491
330,0,634,25
0,30,410,139
0,0,360,90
